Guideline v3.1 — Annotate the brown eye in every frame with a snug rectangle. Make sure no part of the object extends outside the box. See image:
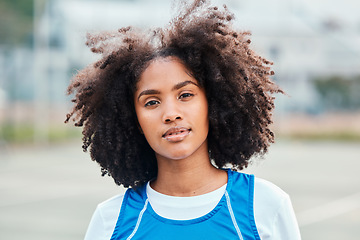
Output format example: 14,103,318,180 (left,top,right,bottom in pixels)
145,100,160,107
179,93,194,100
